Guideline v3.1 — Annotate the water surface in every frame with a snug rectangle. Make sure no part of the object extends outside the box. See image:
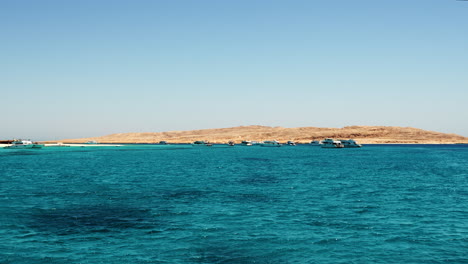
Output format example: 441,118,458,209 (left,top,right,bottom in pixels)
1,144,467,263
